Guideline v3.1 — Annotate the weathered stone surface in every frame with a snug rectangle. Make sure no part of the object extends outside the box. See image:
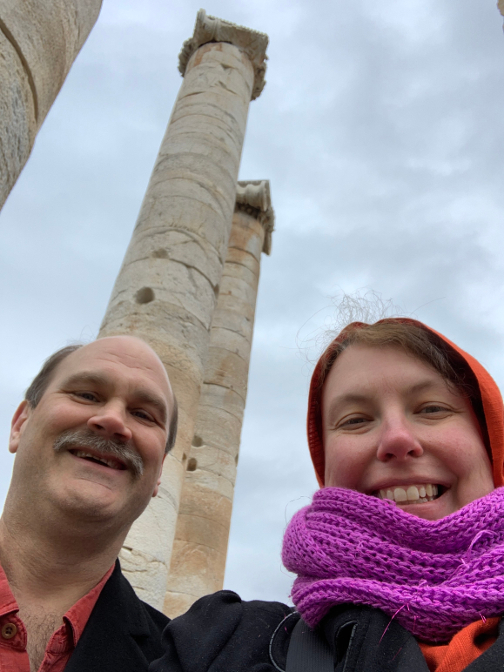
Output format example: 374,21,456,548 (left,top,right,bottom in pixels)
210,308,254,342
228,218,265,262
120,547,167,610
207,327,251,361
204,348,249,397
164,181,273,615
178,9,268,100
100,19,267,609
192,404,243,454
0,31,35,210
0,0,102,210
